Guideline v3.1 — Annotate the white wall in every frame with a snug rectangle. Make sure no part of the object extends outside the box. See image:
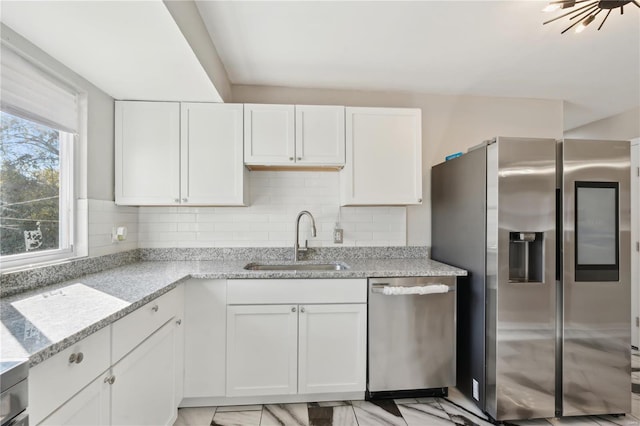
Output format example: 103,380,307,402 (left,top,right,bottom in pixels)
1,24,138,258
138,171,405,248
232,84,564,246
564,107,640,140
